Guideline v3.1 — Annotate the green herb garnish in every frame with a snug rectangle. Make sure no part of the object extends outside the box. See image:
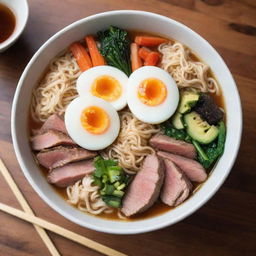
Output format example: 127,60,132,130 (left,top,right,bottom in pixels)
92,156,129,208
98,26,132,76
